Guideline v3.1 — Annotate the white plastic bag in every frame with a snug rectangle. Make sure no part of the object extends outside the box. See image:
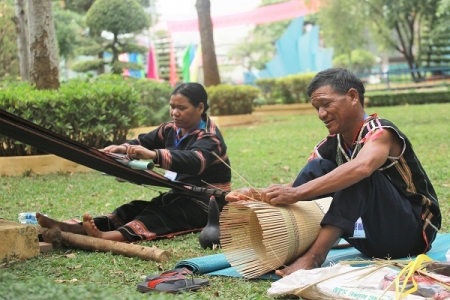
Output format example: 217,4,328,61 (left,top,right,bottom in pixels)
267,264,426,300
